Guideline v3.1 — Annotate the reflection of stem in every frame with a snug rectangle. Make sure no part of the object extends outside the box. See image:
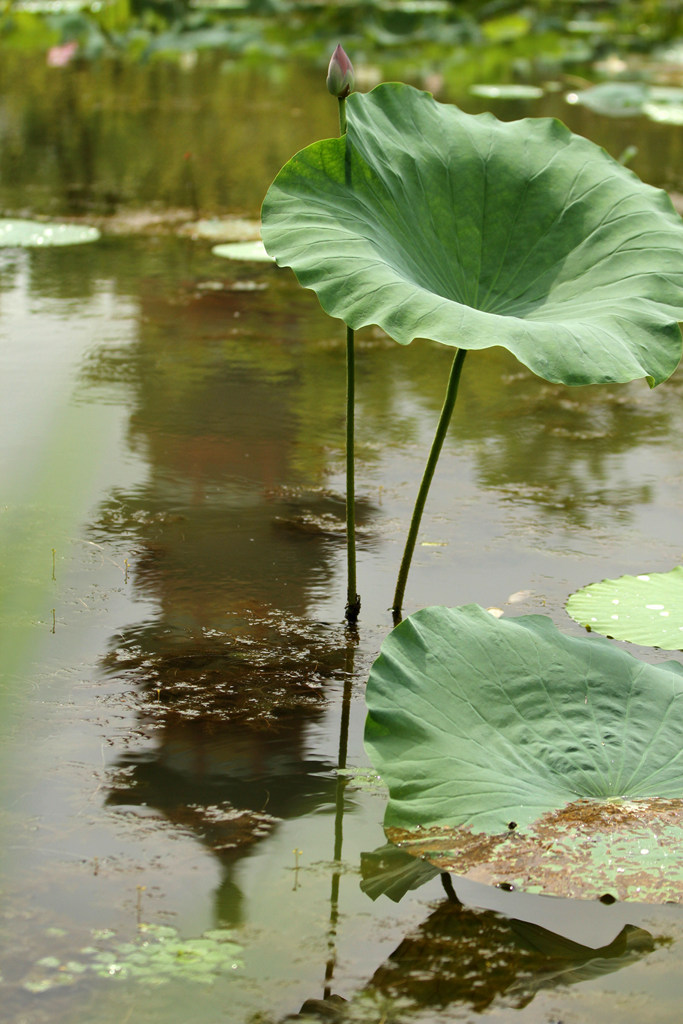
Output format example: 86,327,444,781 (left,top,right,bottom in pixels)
323,631,355,997
136,885,147,928
440,872,462,905
292,848,303,891
392,348,467,621
337,94,360,623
